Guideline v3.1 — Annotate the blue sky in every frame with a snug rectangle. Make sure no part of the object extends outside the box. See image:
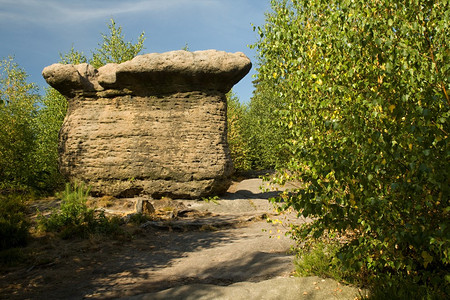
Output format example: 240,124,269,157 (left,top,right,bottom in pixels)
0,0,272,103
